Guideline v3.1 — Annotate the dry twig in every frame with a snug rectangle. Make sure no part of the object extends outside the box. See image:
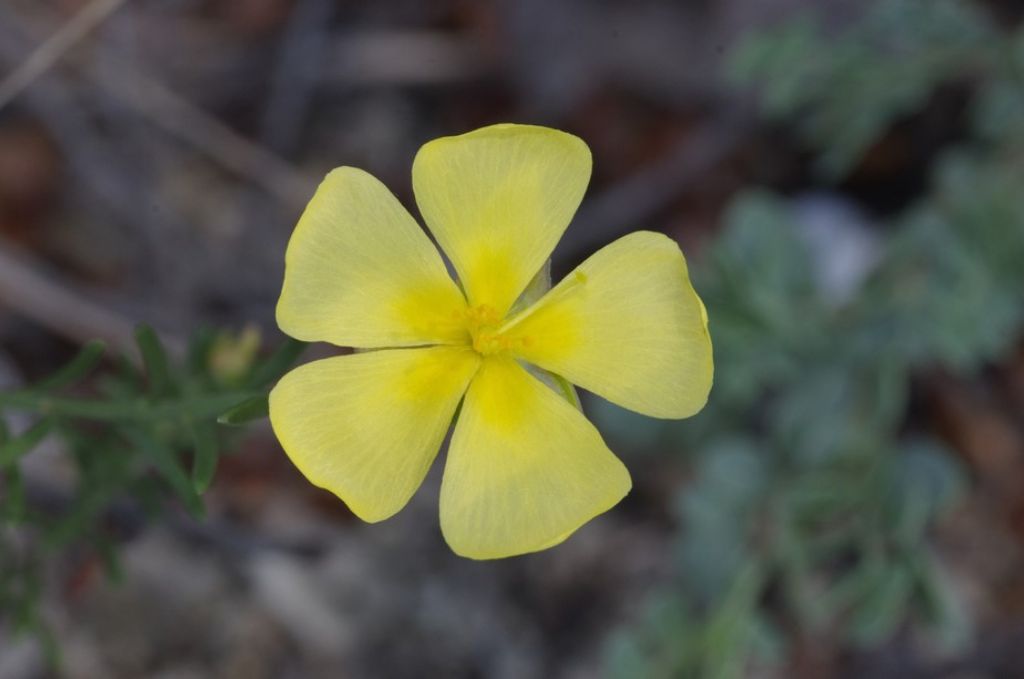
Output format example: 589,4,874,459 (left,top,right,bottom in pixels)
0,0,130,112
566,109,750,262
0,243,184,357
0,3,315,209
